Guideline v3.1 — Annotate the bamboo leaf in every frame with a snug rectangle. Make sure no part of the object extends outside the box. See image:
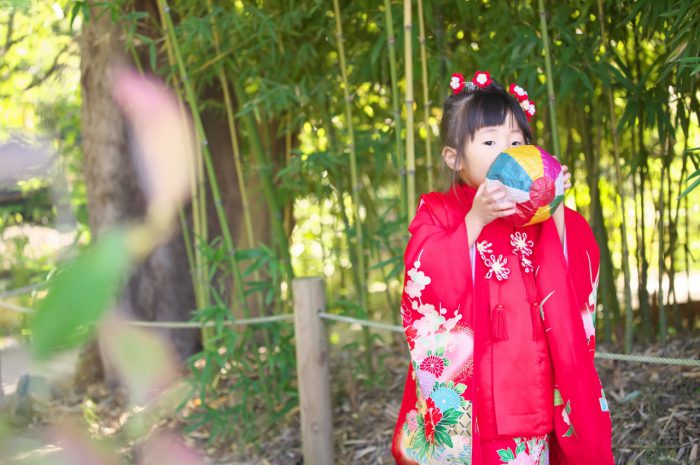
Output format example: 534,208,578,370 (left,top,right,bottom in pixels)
678,170,700,200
